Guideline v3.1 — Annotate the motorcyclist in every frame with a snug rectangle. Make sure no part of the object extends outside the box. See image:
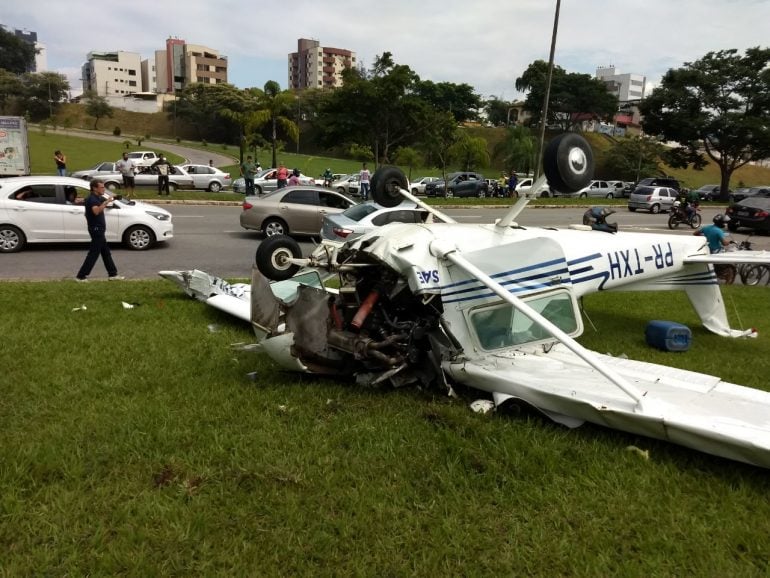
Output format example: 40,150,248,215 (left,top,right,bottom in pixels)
322,168,334,188
694,213,731,253
583,206,618,233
